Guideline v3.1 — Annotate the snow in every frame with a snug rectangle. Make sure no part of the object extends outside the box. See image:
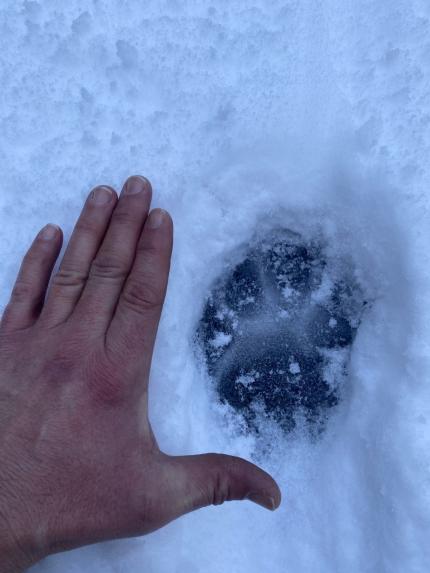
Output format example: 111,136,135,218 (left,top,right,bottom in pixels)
209,332,232,349
289,362,301,375
1,1,430,572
